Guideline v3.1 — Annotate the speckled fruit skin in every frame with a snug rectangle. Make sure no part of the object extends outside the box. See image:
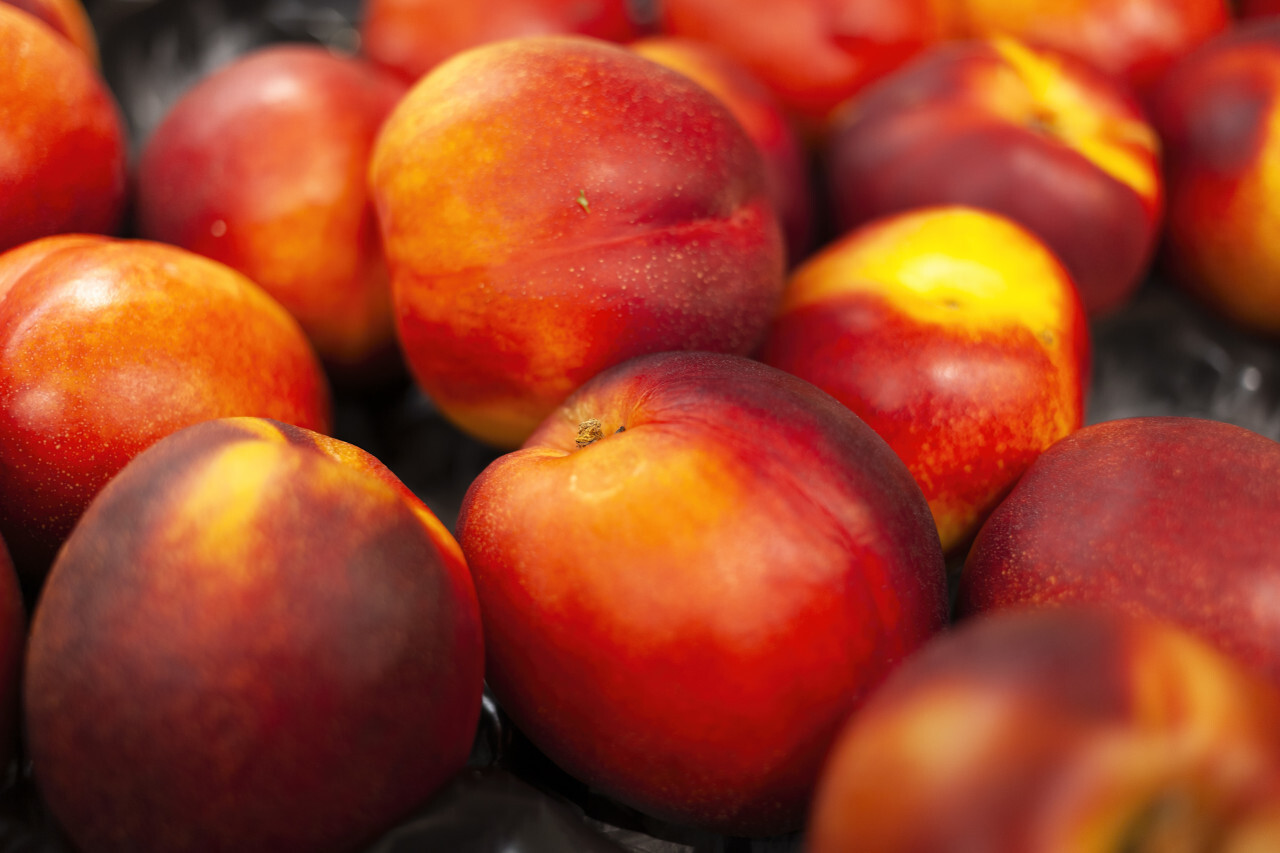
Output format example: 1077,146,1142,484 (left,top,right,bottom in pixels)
24,417,484,853
1147,18,1280,334
759,207,1090,555
958,417,1280,689
360,0,638,83
0,4,126,254
2,0,97,63
826,37,1163,316
659,0,944,129
457,351,947,836
631,36,815,265
935,0,1229,100
136,45,408,379
371,36,786,449
0,235,331,590
809,607,1280,853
